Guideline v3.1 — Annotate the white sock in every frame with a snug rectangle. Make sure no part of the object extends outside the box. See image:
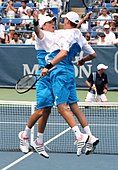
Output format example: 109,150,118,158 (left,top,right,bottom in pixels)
23,126,30,137
84,125,92,136
36,133,44,144
72,126,81,139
